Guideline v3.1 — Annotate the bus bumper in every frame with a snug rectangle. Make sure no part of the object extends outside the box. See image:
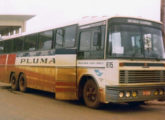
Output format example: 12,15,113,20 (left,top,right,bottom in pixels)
105,85,165,103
